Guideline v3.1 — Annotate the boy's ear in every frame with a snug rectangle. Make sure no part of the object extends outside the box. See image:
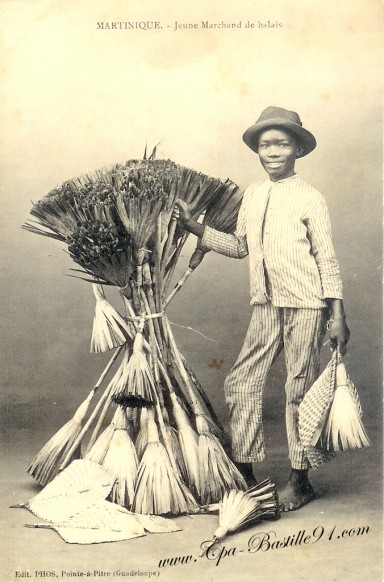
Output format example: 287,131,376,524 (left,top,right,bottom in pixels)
296,144,304,157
